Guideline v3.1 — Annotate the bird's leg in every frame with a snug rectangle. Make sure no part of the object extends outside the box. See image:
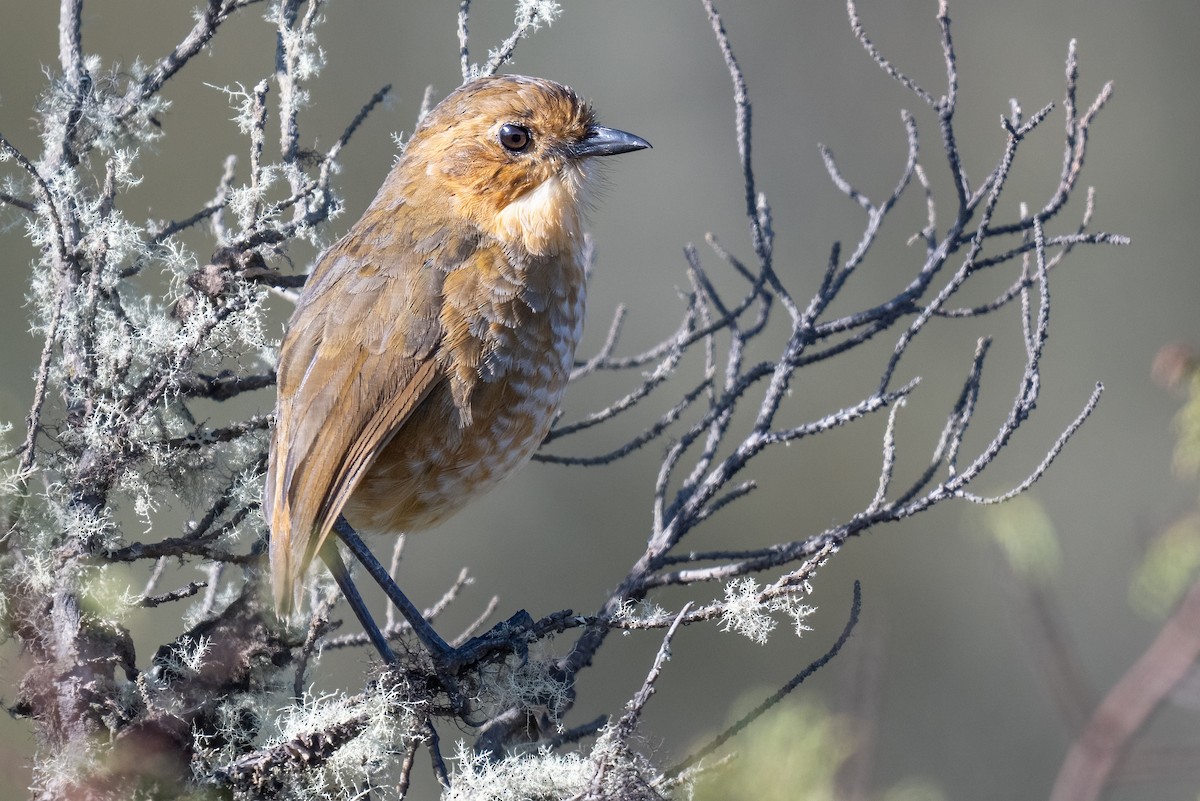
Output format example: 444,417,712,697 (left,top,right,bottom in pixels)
318,539,397,665
333,517,456,663
333,517,540,678
320,525,476,718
